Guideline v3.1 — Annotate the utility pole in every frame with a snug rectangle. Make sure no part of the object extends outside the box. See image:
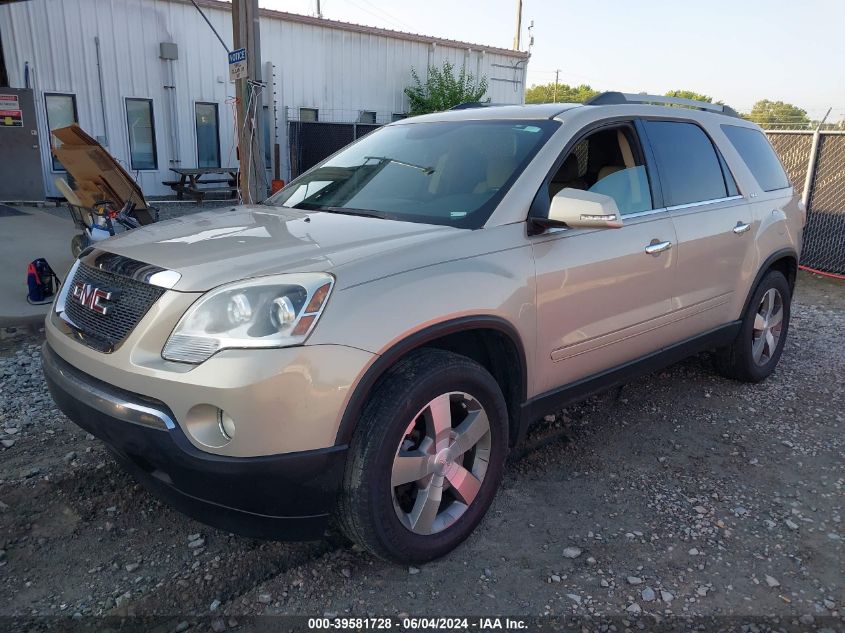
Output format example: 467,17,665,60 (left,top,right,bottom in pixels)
316,0,322,18
512,0,522,50
232,0,265,204
553,69,560,102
